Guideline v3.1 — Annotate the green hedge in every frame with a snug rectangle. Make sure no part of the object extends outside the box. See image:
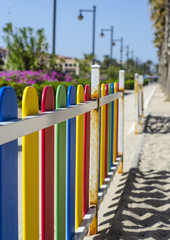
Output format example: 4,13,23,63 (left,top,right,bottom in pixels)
125,80,134,90
0,80,78,108
0,78,149,108
124,79,149,90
